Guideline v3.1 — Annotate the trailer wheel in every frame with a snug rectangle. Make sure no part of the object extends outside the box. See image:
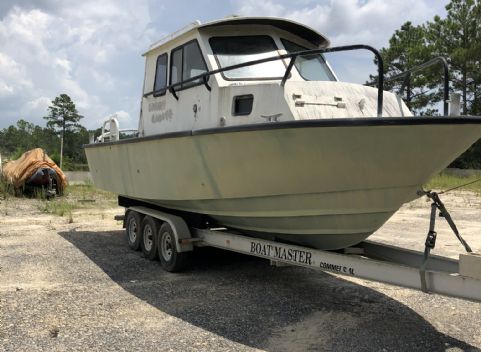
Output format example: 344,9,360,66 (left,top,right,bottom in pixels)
158,222,189,272
125,210,143,250
140,216,159,260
